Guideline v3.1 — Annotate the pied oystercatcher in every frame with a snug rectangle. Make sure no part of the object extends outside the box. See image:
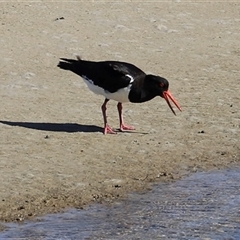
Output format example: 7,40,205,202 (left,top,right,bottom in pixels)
58,56,181,134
